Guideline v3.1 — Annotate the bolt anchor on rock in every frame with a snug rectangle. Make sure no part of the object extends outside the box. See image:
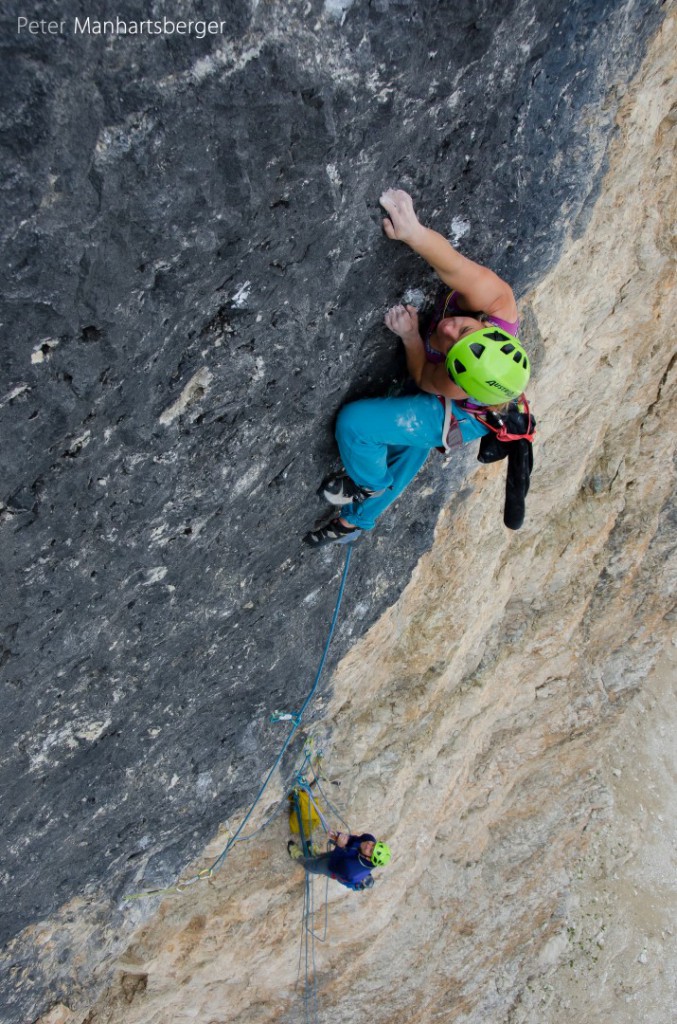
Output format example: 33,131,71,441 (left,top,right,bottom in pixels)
270,710,301,724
